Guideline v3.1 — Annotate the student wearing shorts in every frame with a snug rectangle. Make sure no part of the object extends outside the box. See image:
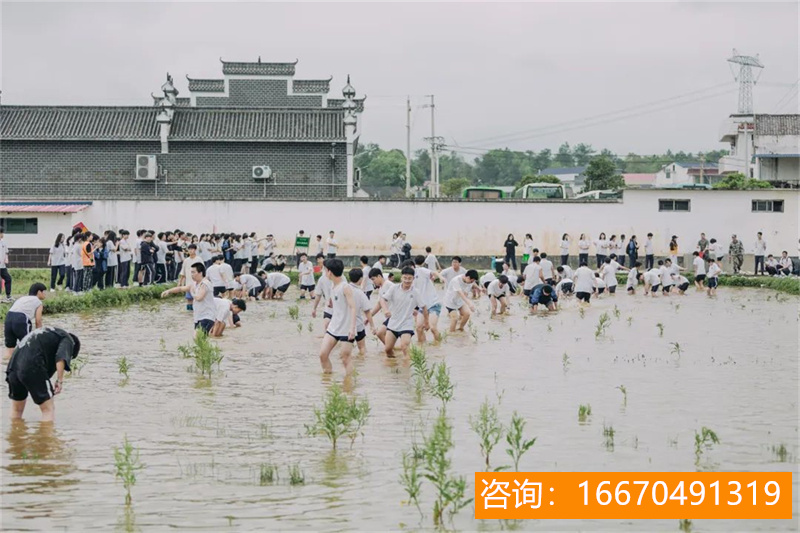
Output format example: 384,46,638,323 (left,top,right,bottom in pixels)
487,275,511,315
626,262,642,294
6,327,80,422
573,262,595,304
236,273,264,300
298,253,316,299
347,269,375,356
318,259,357,373
360,256,374,299
692,251,706,290
311,264,334,331
675,275,691,295
443,269,478,333
529,283,558,312
540,253,555,285
644,266,661,296
4,283,46,361
369,267,395,344
706,258,722,297
266,272,291,300
206,256,228,297
412,256,444,343
381,267,428,358
210,297,246,337
522,256,545,297
161,262,216,335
